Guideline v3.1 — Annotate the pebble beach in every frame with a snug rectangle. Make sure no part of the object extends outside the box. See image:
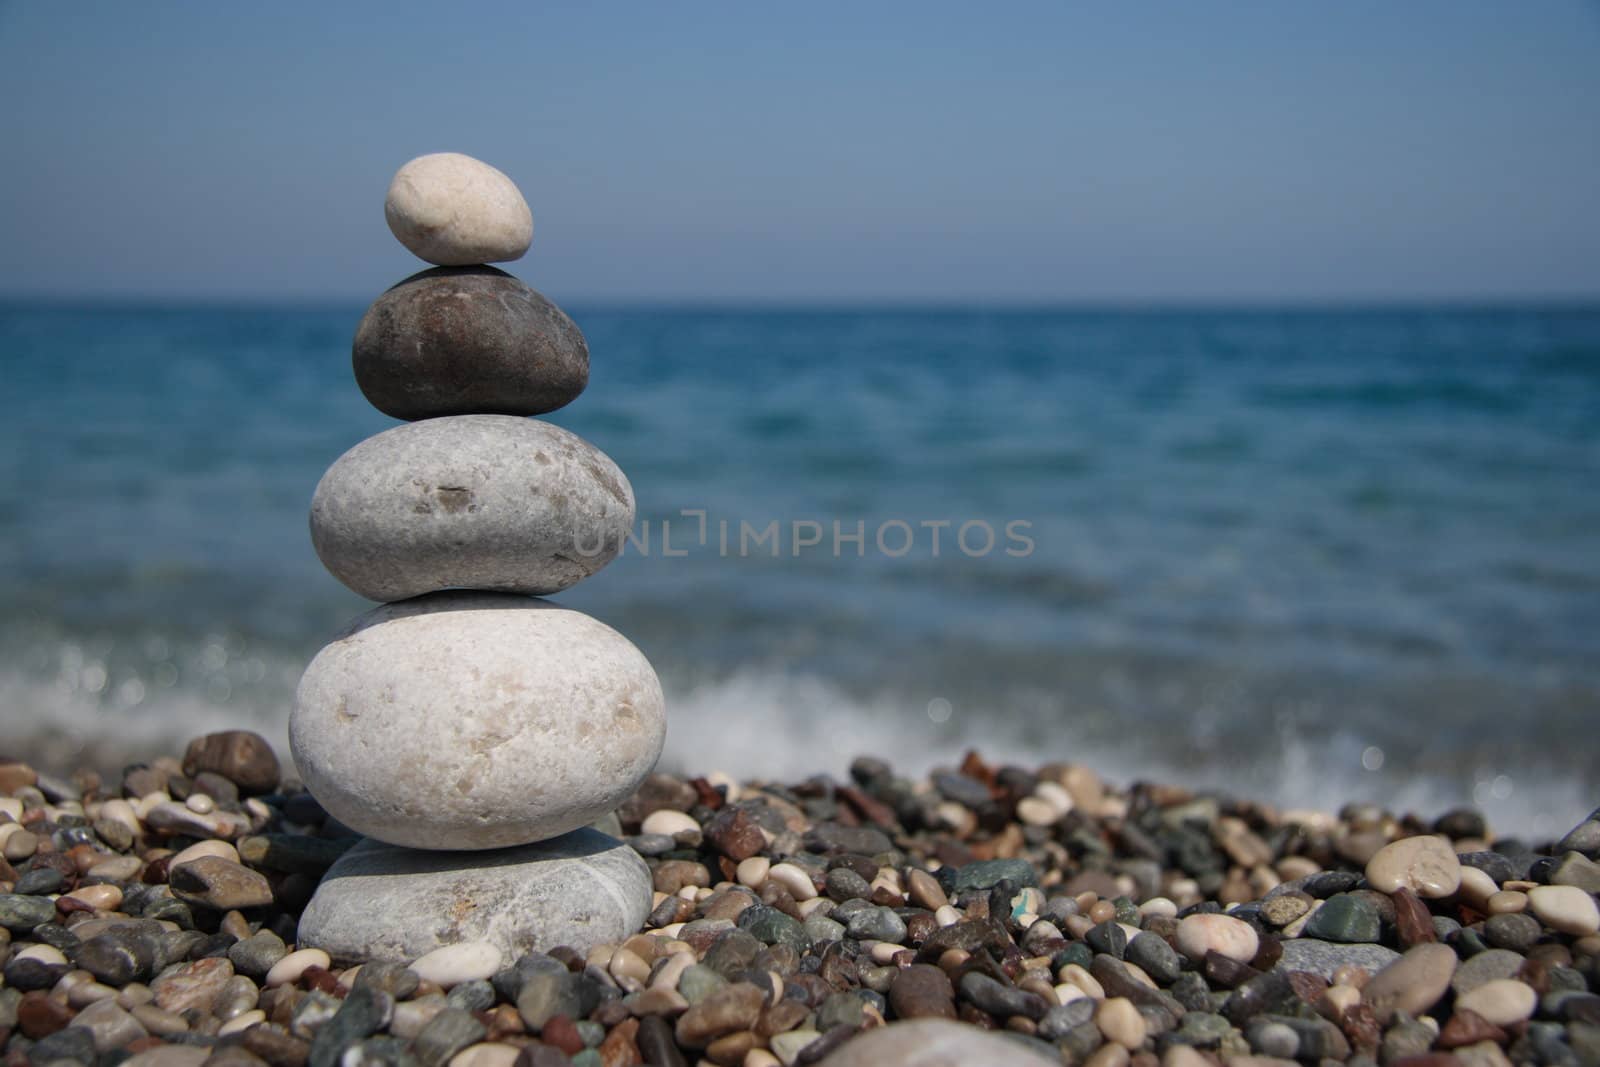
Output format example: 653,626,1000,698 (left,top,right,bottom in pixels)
2,733,1599,1066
